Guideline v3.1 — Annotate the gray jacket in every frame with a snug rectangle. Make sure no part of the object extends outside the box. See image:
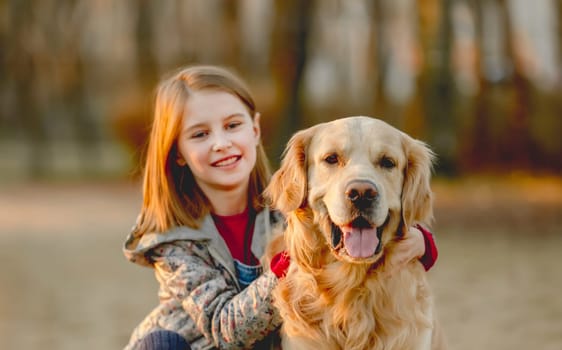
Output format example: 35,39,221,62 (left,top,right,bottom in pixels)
122,208,283,350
